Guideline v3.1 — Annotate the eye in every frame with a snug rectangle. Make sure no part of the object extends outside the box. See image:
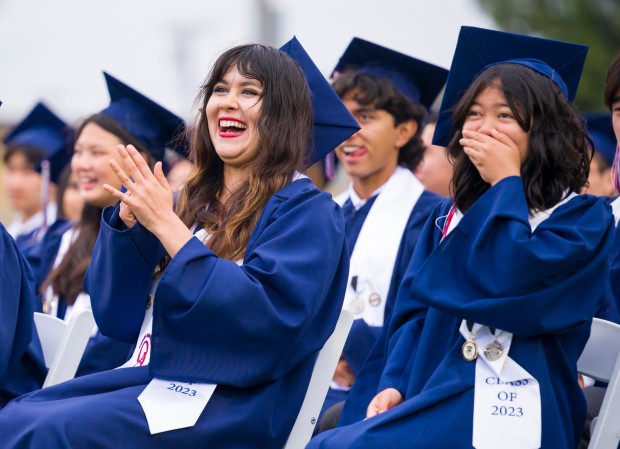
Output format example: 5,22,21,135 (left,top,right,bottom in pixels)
213,85,228,94
466,110,481,117
358,112,373,122
242,88,259,96
498,112,514,119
